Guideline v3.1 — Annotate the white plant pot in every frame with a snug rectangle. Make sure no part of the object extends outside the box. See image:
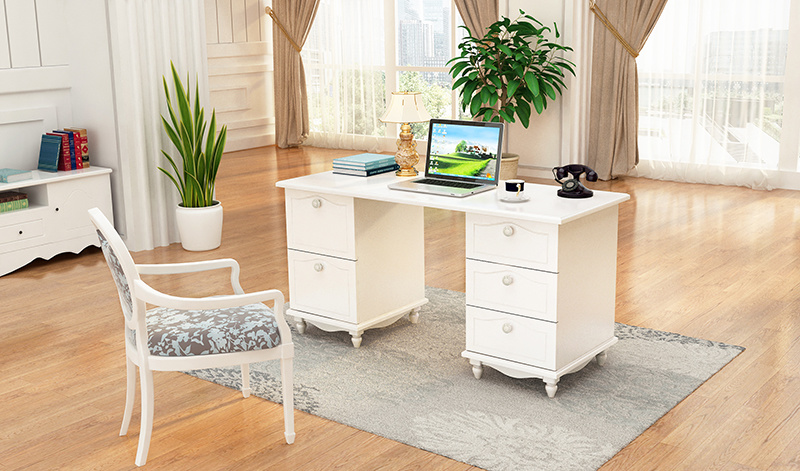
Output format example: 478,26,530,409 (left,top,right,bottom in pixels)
175,201,223,251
